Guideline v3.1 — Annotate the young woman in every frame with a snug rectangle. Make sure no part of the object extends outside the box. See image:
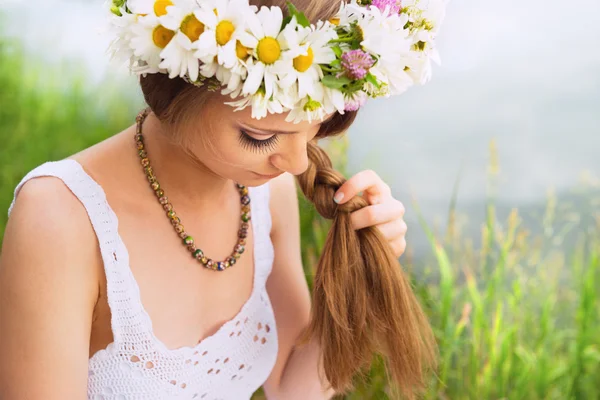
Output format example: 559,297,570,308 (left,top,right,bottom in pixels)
0,0,444,398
